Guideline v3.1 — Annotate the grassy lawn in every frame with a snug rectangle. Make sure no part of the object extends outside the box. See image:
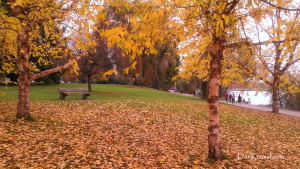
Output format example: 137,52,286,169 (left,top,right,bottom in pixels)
0,83,203,102
0,84,300,168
